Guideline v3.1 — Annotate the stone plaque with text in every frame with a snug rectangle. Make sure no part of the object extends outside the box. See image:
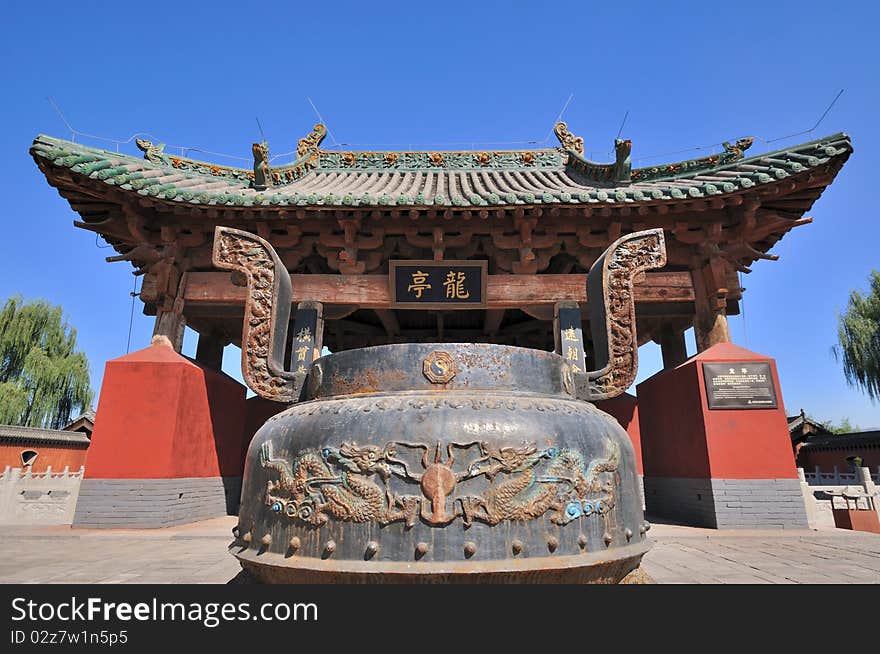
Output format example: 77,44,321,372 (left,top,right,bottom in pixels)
702,362,778,409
